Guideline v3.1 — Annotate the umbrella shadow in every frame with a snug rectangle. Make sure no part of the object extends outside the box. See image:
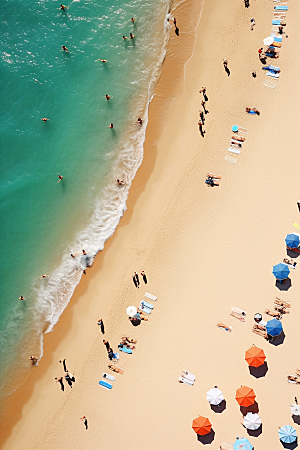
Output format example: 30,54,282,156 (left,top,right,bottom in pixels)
276,278,292,291
287,250,300,259
240,401,259,416
210,400,226,413
247,424,263,437
293,415,300,425
281,437,298,449
269,331,285,346
249,362,268,378
197,429,215,444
